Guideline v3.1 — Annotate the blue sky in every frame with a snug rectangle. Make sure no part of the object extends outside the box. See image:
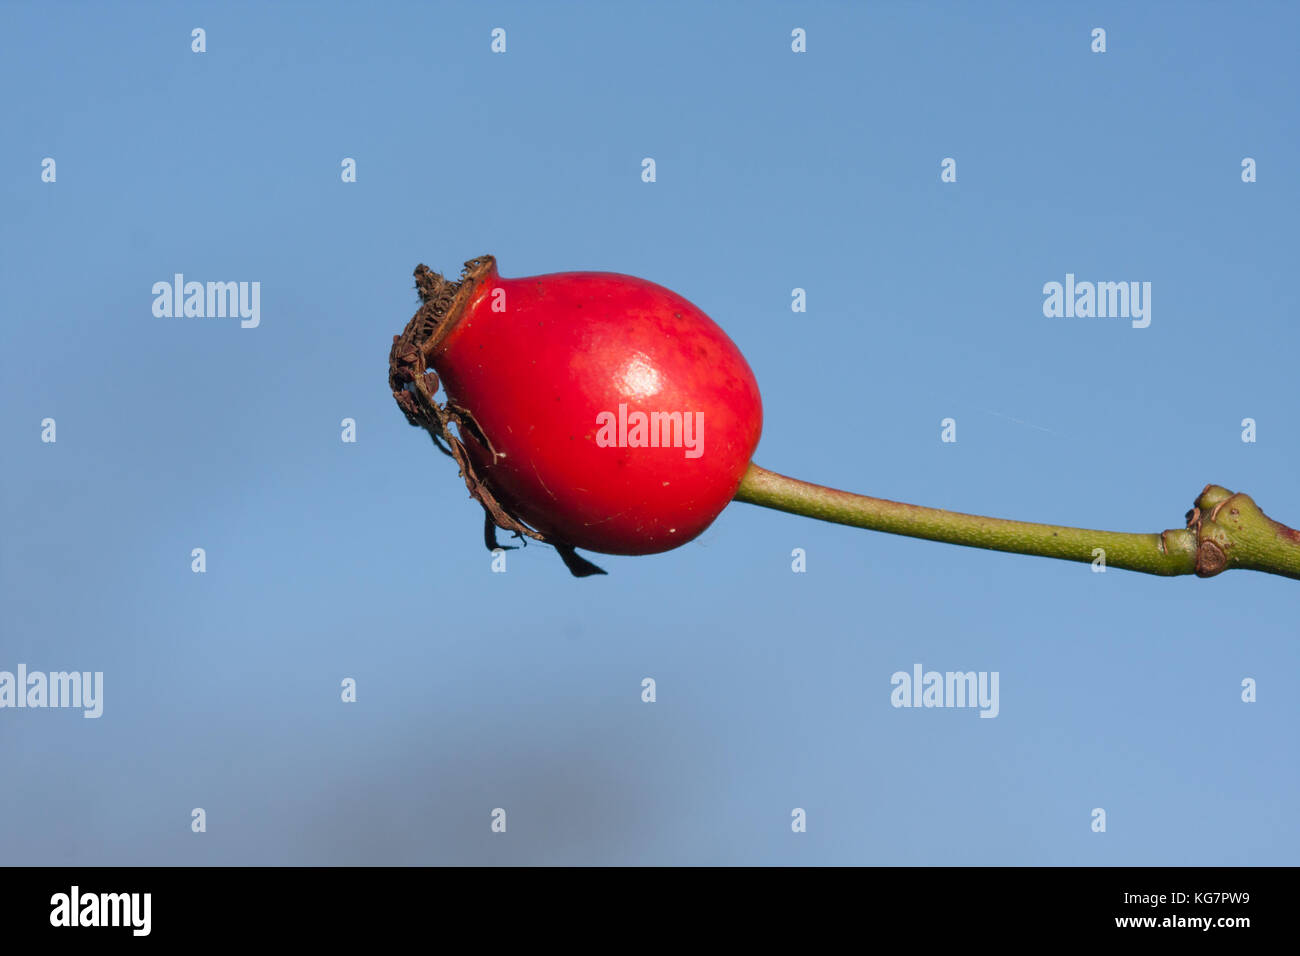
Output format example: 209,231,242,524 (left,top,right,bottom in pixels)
1,1,1296,864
